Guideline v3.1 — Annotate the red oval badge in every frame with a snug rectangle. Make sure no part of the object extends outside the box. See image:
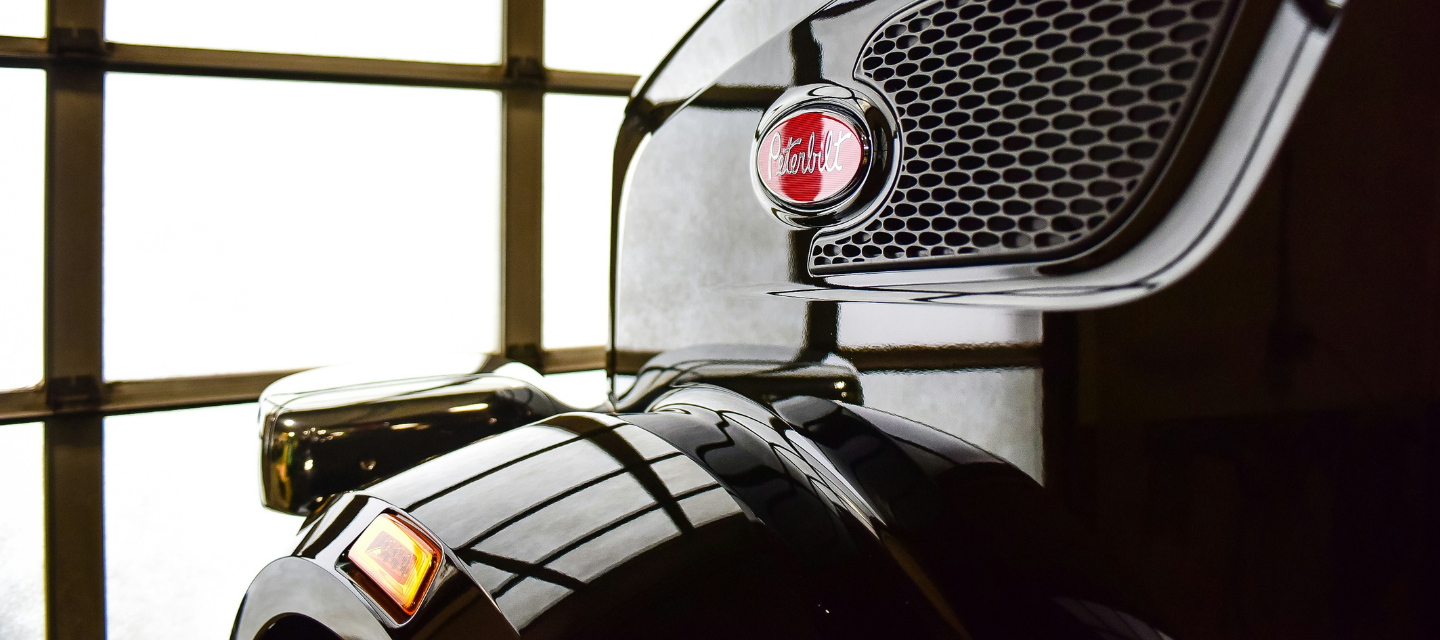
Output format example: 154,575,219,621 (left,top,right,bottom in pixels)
756,109,866,206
